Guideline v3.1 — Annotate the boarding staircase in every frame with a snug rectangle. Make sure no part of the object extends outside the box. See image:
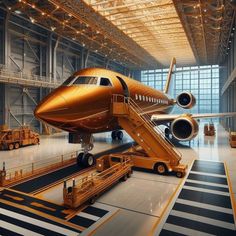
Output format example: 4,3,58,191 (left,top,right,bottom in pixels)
112,94,186,175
